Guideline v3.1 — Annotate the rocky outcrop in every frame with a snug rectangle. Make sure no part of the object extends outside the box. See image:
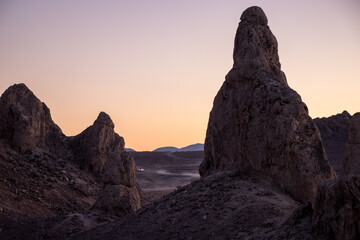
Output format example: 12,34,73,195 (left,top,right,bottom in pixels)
68,112,142,216
314,111,351,175
342,113,360,175
71,112,125,175
312,177,360,240
93,151,141,216
312,112,360,240
0,83,143,220
0,83,63,153
102,151,137,186
199,6,335,203
93,184,141,217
